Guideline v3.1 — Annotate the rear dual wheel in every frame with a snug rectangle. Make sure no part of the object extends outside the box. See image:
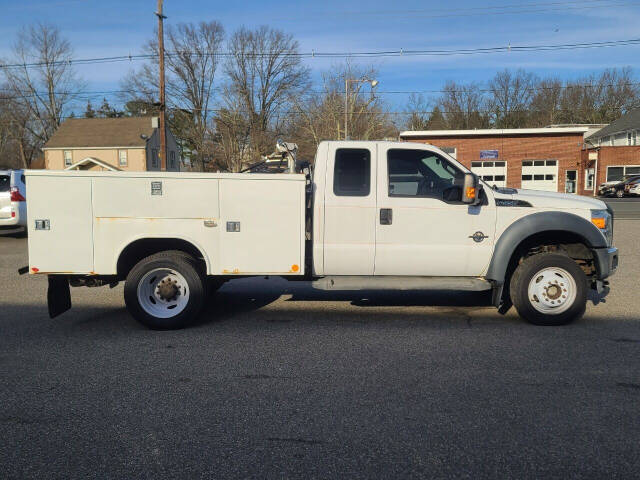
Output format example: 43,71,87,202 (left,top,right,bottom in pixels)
124,251,206,330
510,253,588,326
